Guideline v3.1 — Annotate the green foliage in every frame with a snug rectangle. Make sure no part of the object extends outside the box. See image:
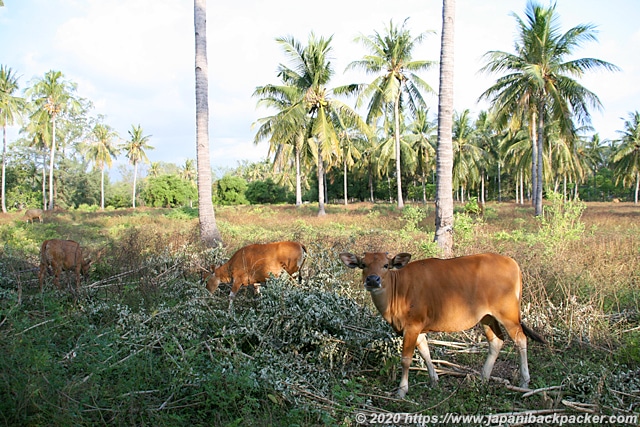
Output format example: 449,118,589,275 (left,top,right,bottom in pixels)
463,197,482,215
245,178,292,204
537,192,586,252
165,206,199,220
214,175,249,206
142,174,197,208
401,205,426,232
453,212,482,245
